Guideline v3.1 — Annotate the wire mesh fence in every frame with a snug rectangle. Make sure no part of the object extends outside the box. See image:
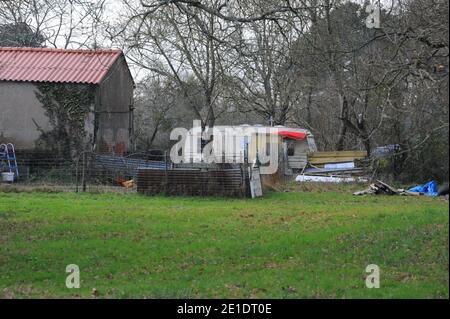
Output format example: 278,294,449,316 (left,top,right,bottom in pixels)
1,150,252,196
0,150,168,193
